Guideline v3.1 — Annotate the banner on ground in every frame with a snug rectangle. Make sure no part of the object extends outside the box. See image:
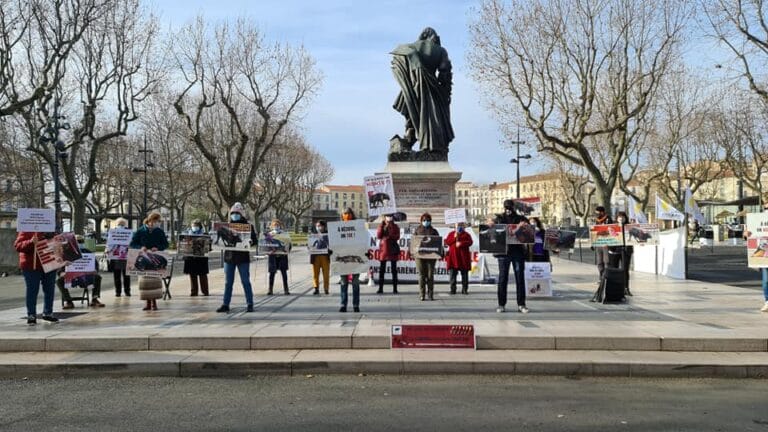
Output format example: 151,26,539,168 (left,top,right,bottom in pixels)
126,249,171,278
106,227,132,260
17,208,55,232
544,228,577,251
212,222,254,251
656,195,684,222
63,253,97,288
369,227,486,283
177,234,212,258
513,197,542,217
328,219,370,274
746,212,768,268
258,231,292,255
410,234,444,259
35,232,82,273
444,208,467,225
364,173,397,217
524,261,552,297
624,223,660,247
589,224,623,247
307,233,329,255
